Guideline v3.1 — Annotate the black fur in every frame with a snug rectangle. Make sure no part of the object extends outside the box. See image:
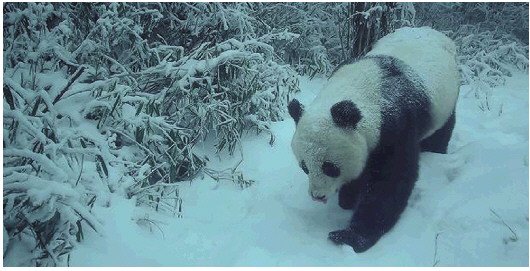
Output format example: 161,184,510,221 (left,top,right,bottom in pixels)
288,99,304,124
330,55,438,253
330,127,420,252
322,161,341,178
300,160,309,174
330,100,362,128
369,55,432,135
338,178,366,210
421,111,456,154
